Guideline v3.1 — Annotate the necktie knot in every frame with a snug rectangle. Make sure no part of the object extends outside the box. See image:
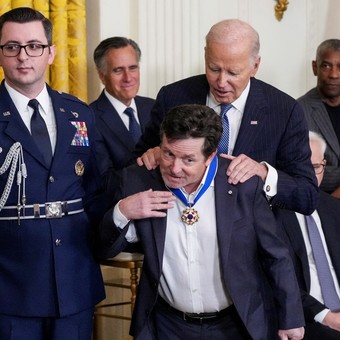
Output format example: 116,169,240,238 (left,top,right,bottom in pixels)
124,107,141,144
220,103,232,117
124,107,134,118
28,98,40,111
